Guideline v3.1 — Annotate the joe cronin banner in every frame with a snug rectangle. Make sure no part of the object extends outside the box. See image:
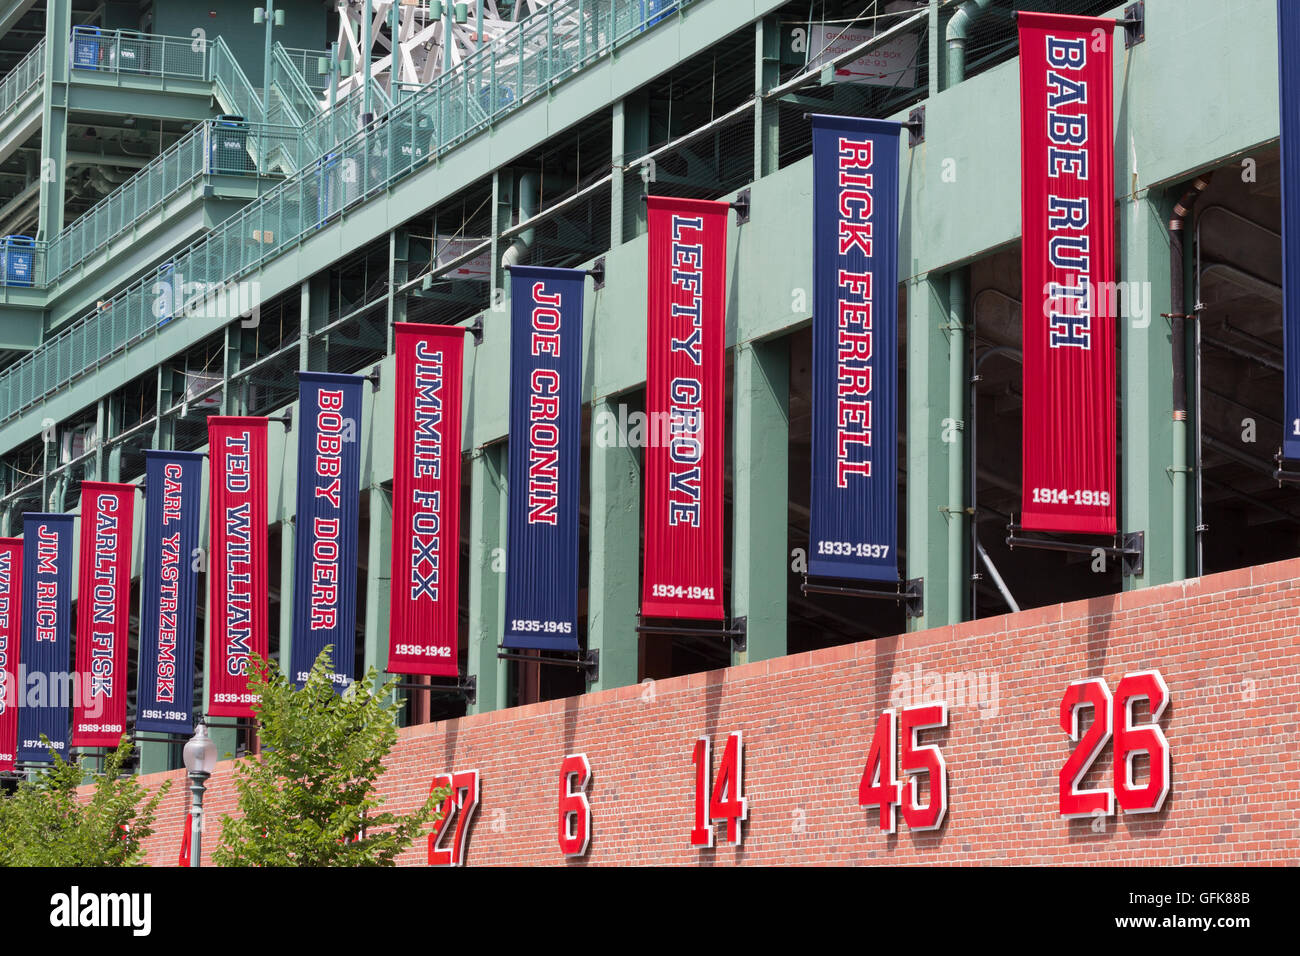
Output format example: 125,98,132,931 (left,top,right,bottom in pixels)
502,267,585,652
207,417,269,718
1018,12,1117,534
136,451,203,736
0,539,20,771
17,513,73,763
1280,0,1300,460
71,483,134,748
389,323,466,676
291,372,363,688
809,114,901,582
642,196,727,620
